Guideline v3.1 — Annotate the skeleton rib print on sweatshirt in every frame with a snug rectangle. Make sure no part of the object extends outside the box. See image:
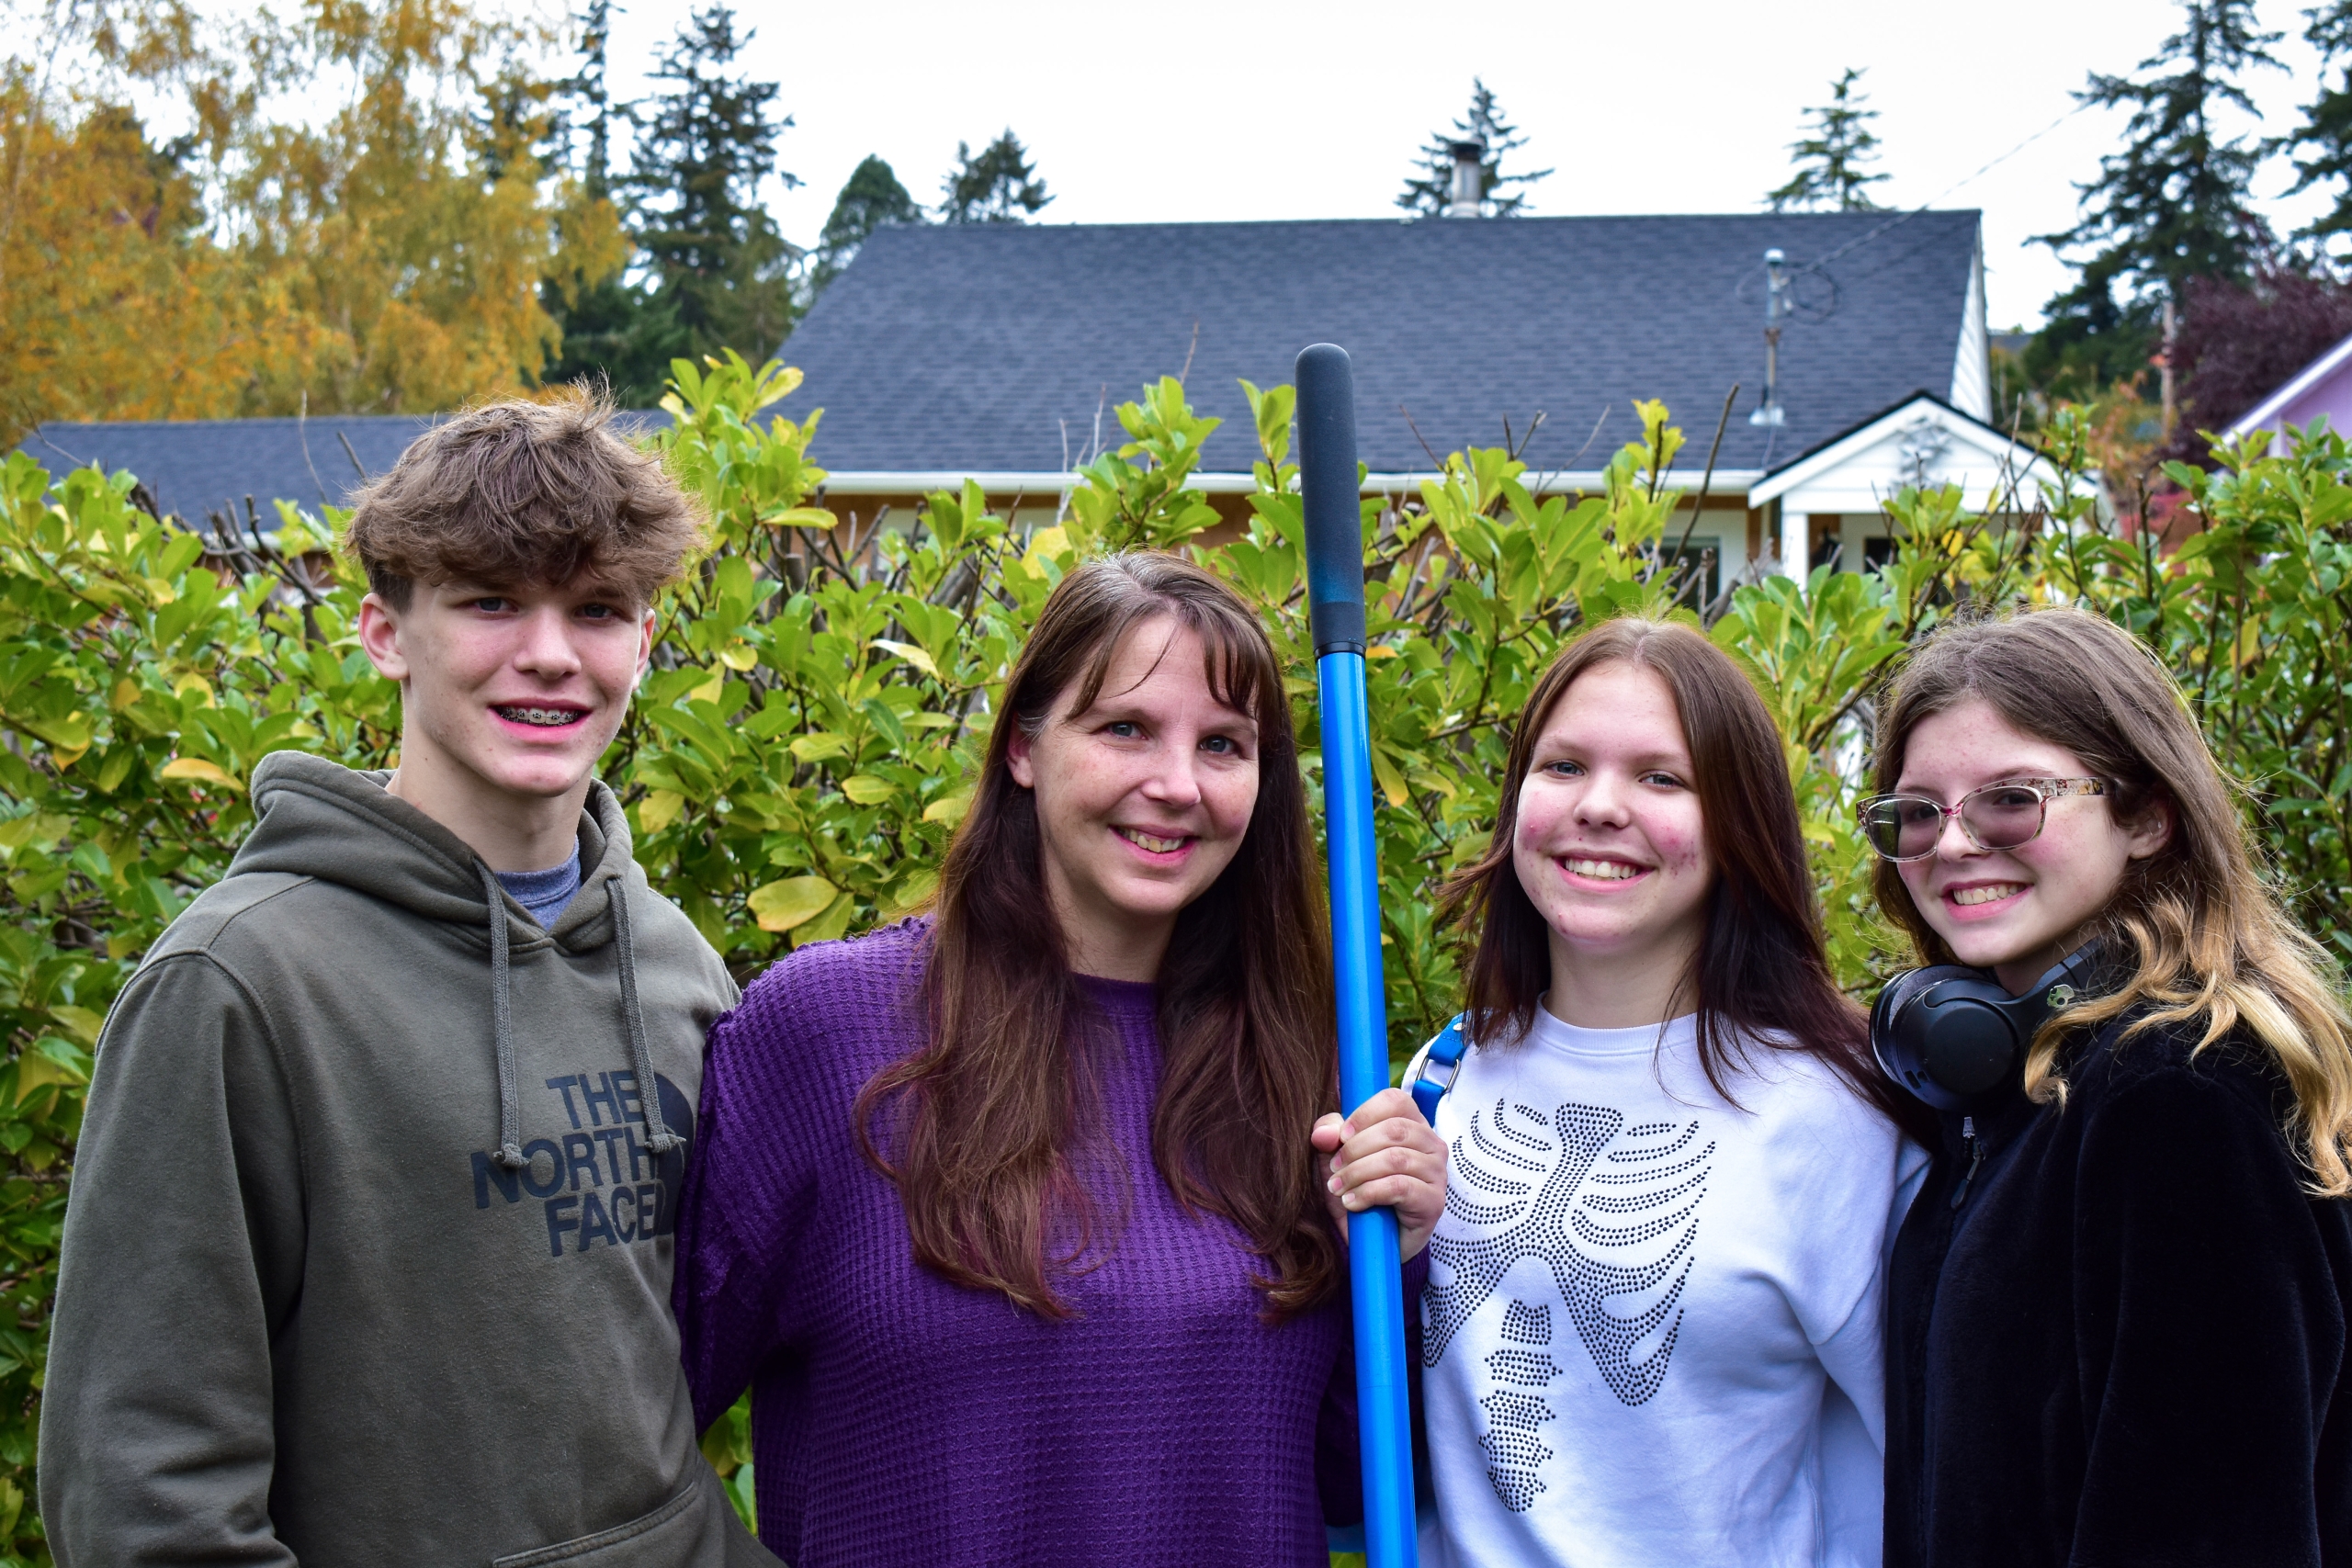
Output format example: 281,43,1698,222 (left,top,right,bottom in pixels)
1416,1007,1927,1568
